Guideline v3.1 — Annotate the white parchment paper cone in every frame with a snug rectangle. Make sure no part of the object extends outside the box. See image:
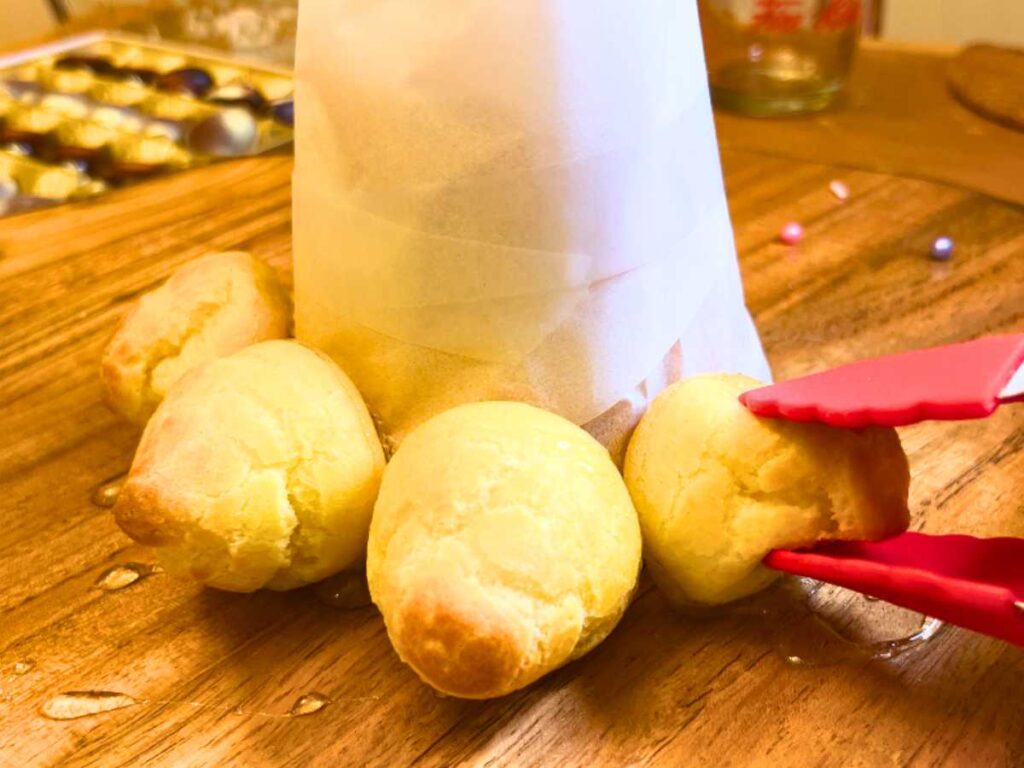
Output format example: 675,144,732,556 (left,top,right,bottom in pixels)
298,105,725,294
294,0,771,442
